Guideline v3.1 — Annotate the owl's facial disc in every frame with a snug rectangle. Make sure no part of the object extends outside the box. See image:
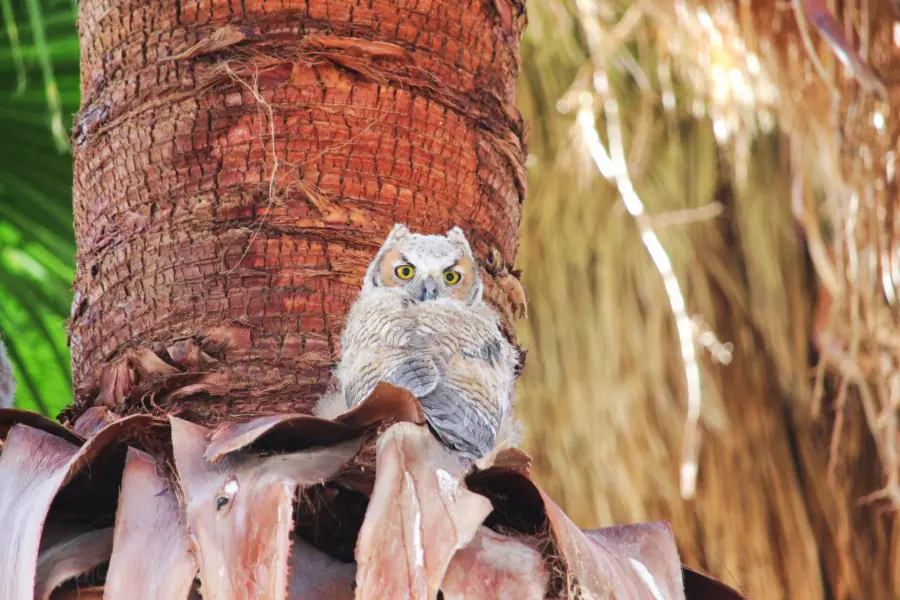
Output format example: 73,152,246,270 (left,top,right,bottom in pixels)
364,225,483,305
383,246,465,302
